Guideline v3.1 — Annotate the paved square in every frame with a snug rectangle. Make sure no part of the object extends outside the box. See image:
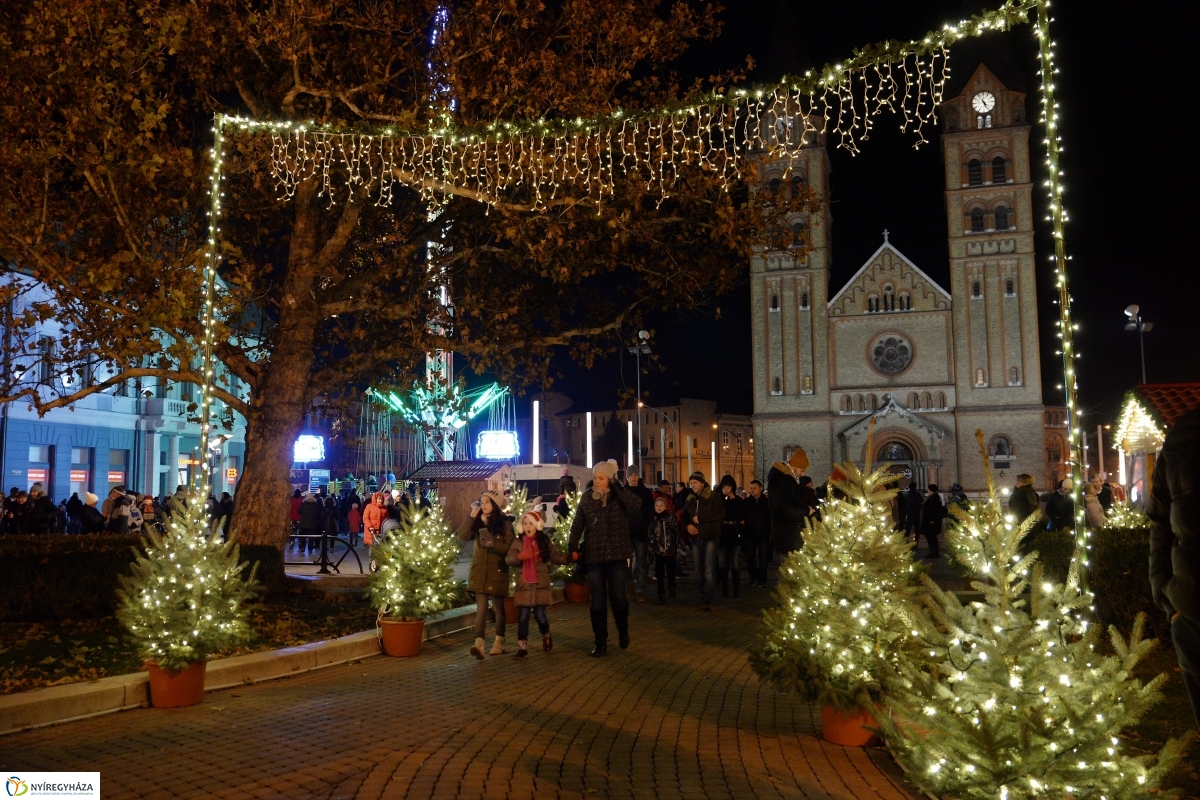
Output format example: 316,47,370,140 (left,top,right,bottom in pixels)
1,579,915,799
